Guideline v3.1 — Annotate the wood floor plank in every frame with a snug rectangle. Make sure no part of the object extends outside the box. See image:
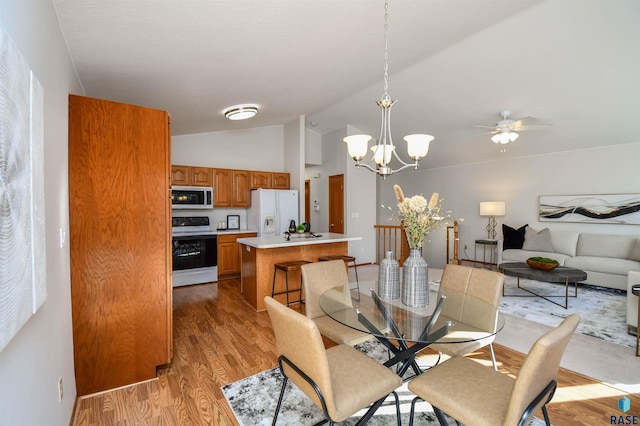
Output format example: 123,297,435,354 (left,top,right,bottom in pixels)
71,278,639,425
